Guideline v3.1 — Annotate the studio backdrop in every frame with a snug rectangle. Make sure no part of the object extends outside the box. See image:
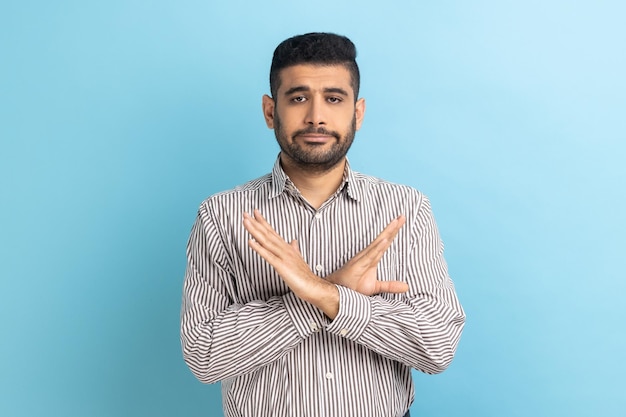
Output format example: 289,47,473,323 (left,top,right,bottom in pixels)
1,1,624,416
